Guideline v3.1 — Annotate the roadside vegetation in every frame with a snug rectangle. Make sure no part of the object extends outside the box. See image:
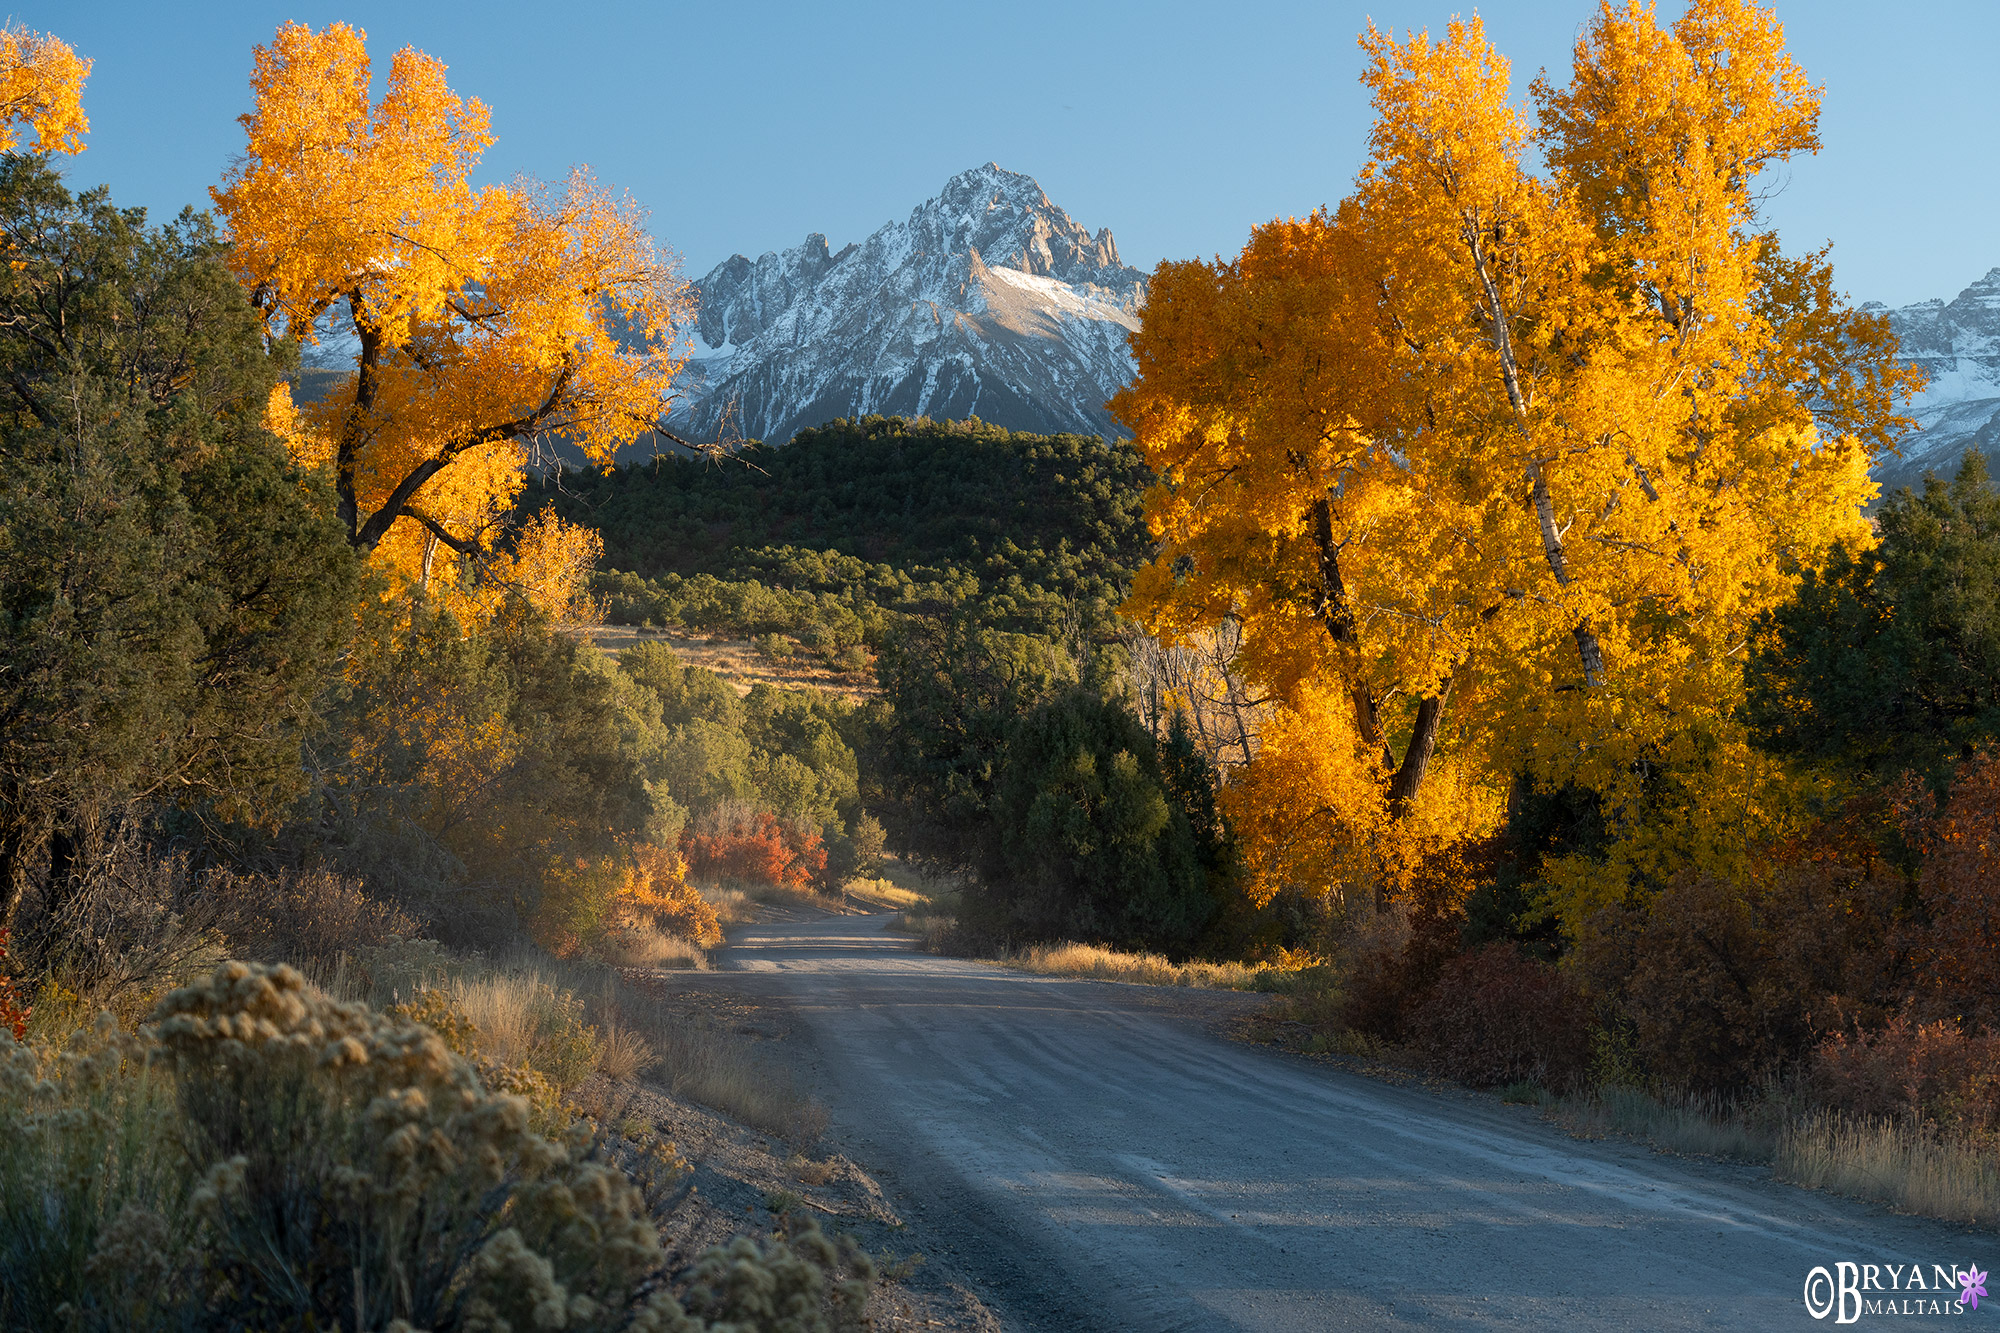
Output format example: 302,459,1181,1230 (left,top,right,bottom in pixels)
0,24,887,1329
7,5,2000,1321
